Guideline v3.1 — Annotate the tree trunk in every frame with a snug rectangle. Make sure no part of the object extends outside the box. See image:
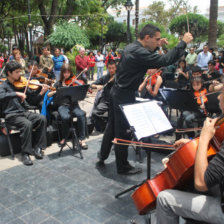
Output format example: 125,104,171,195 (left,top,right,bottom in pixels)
135,0,139,40
37,0,58,39
208,0,218,50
